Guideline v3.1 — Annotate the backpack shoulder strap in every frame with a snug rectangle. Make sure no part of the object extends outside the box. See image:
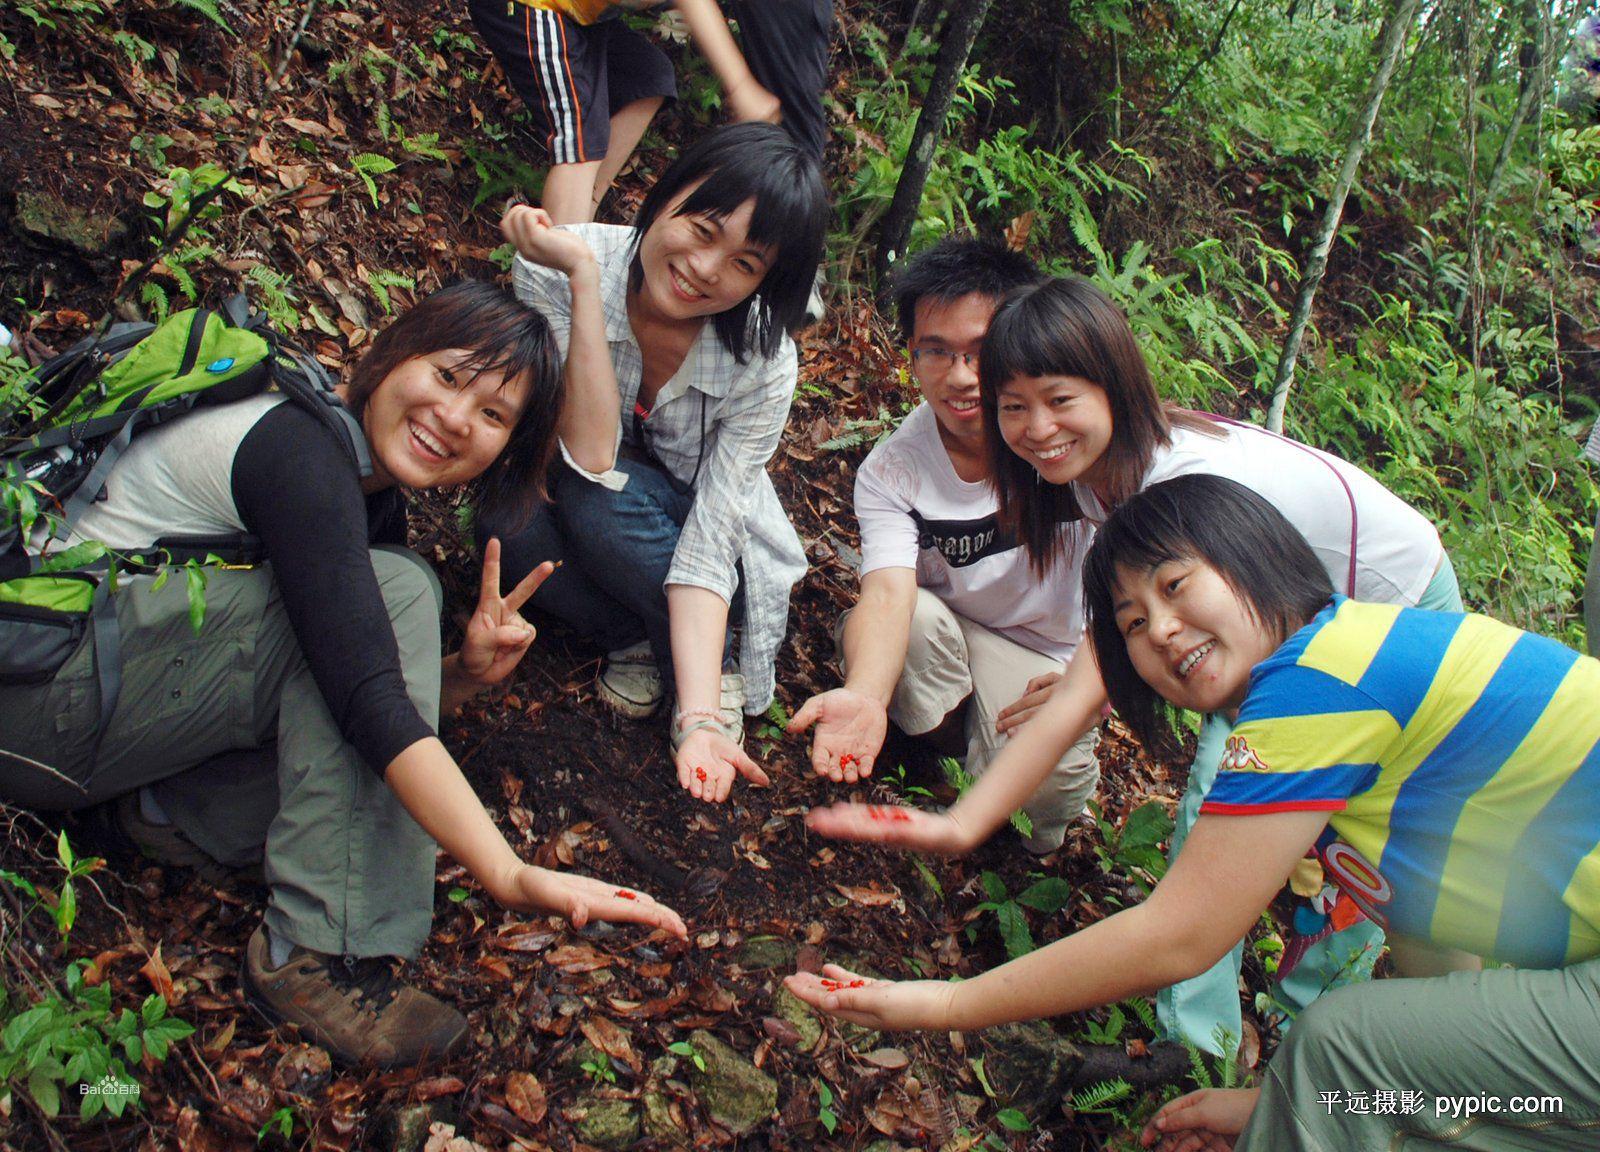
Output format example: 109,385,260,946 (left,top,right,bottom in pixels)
270,344,372,479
